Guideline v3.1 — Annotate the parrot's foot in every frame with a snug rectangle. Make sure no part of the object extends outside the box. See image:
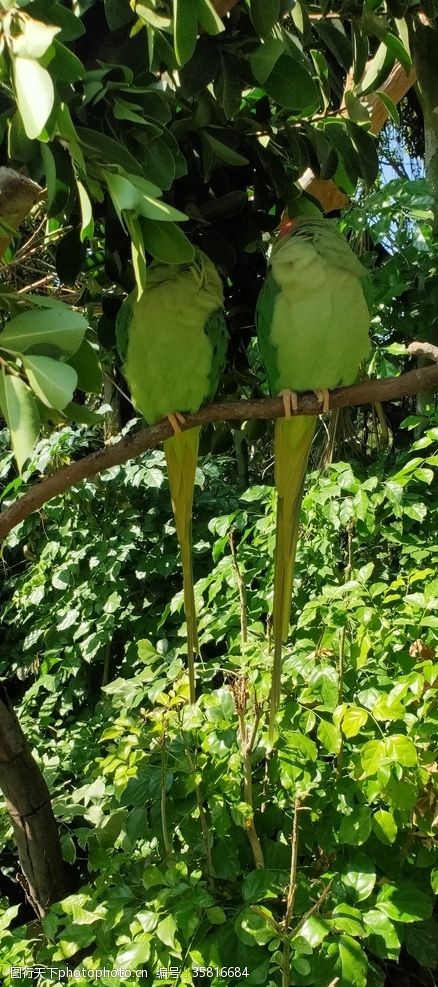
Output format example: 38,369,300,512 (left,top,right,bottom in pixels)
279,389,299,418
167,411,186,434
314,389,330,414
